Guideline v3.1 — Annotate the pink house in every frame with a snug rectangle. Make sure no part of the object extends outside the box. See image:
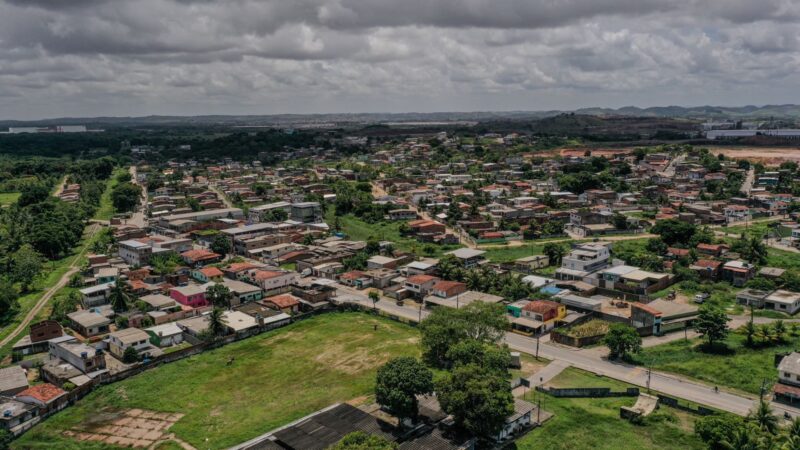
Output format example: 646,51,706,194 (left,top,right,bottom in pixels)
170,284,209,308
